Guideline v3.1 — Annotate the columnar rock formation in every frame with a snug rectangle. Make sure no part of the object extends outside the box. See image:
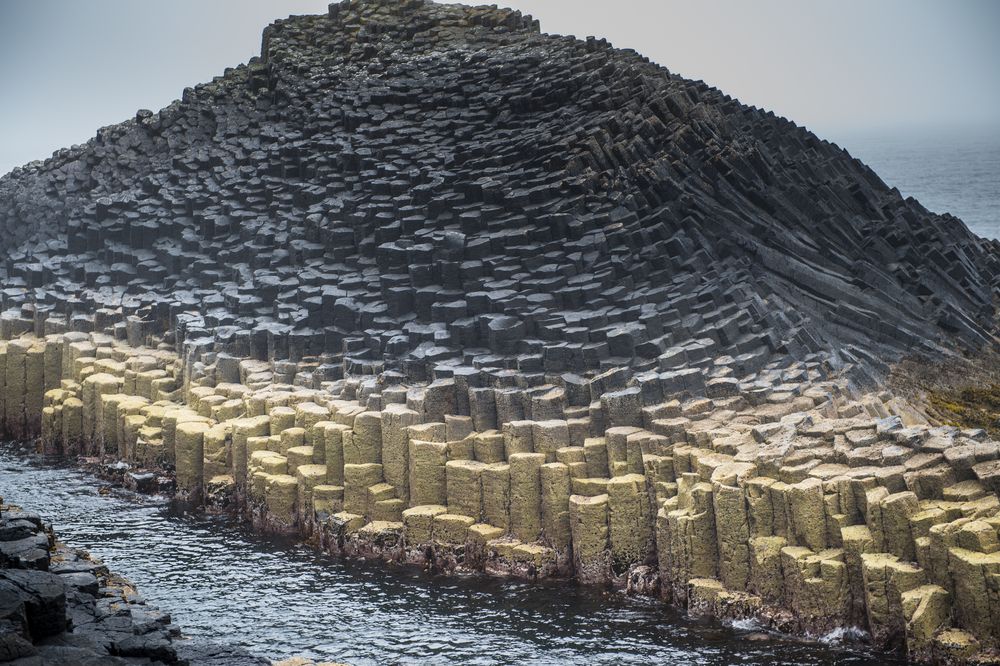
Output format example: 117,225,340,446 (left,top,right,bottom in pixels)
2,331,999,663
2,1,999,376
1,0,999,663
